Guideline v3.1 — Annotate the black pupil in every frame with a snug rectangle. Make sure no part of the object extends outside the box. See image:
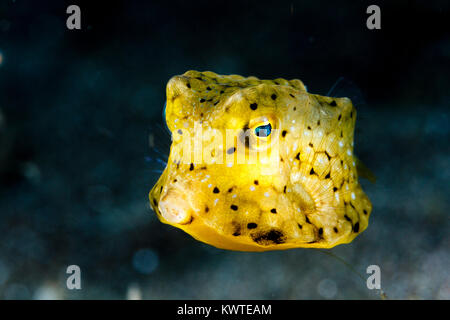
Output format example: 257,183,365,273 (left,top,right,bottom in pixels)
255,123,272,137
